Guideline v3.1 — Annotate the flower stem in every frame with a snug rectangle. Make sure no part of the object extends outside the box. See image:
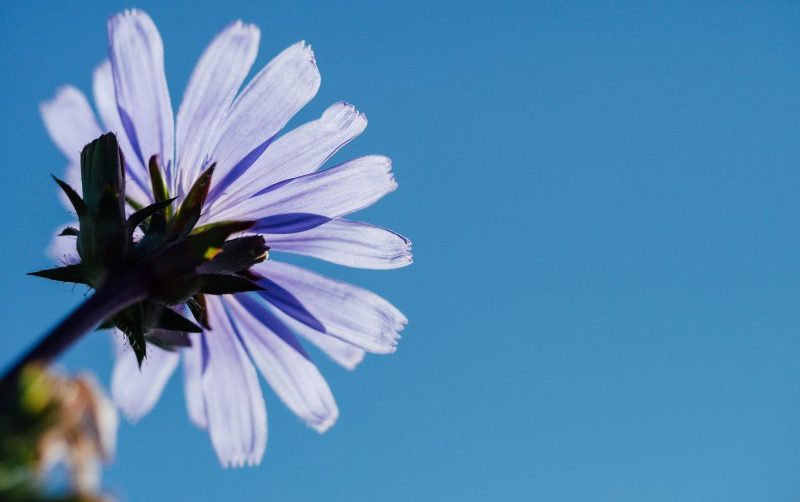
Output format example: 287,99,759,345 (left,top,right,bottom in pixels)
1,272,149,387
